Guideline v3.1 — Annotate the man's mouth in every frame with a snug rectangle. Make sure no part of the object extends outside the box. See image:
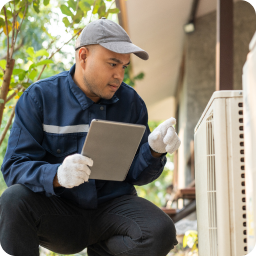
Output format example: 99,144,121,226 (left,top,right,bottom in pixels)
108,84,119,91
